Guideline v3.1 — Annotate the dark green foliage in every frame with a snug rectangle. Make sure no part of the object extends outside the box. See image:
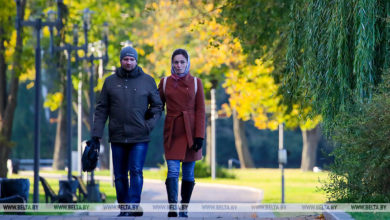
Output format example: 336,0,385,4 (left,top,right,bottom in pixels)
220,0,292,59
220,0,292,82
11,83,56,159
284,0,389,129
194,159,235,178
323,74,390,202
